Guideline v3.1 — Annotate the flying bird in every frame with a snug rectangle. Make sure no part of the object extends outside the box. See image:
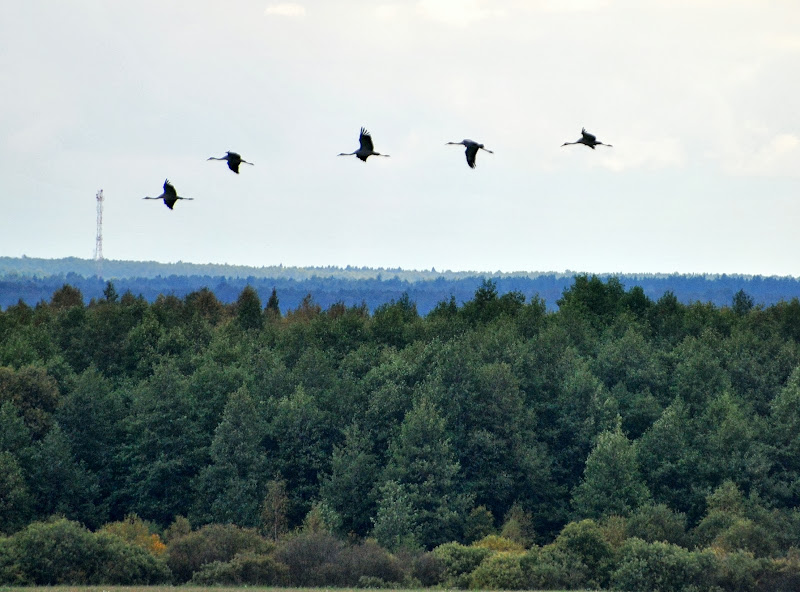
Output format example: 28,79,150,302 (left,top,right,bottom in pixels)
338,128,389,161
561,128,613,149
446,139,494,169
143,179,193,210
207,151,254,174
